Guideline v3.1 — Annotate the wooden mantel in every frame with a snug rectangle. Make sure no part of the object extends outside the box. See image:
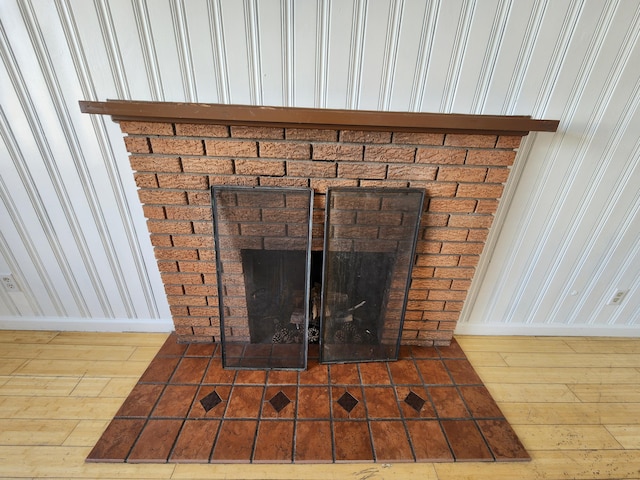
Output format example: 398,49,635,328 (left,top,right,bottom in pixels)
79,100,559,136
